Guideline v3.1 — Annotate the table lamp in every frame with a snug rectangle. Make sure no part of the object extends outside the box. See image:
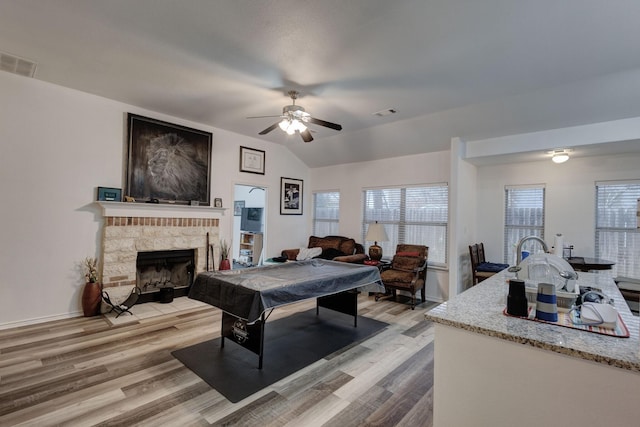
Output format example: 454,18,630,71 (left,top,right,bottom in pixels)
365,221,389,261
